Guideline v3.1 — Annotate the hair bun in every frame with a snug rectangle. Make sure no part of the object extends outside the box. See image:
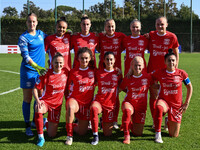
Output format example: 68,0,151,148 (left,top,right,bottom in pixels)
168,48,173,54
